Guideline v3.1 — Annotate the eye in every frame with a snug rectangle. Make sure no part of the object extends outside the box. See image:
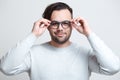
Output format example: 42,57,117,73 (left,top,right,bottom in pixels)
50,21,59,28
62,21,71,26
51,21,58,25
